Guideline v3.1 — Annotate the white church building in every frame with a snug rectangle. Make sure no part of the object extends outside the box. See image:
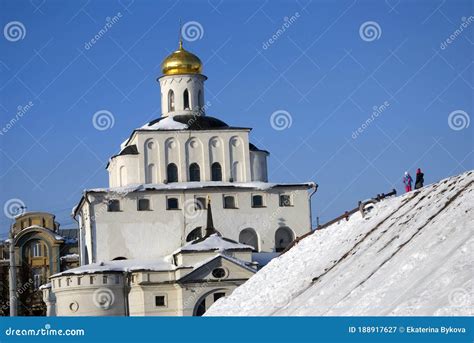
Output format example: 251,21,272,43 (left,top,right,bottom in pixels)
42,39,316,316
